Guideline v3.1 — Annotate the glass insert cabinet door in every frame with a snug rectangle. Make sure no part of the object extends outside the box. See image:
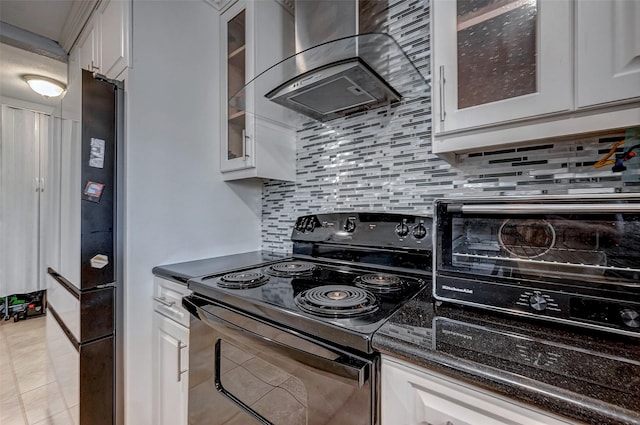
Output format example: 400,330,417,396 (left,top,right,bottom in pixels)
432,0,572,134
227,9,245,163
221,2,254,172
